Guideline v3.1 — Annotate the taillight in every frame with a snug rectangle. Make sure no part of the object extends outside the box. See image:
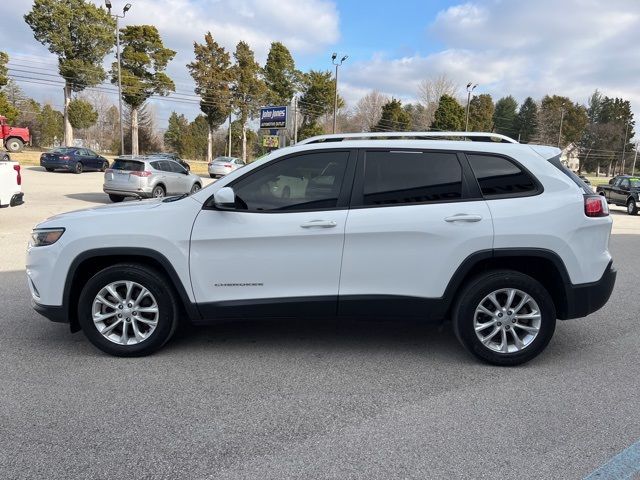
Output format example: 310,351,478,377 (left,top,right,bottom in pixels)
60,155,70,161
13,164,21,185
224,164,232,168
105,168,113,174
130,170,152,177
584,195,608,217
